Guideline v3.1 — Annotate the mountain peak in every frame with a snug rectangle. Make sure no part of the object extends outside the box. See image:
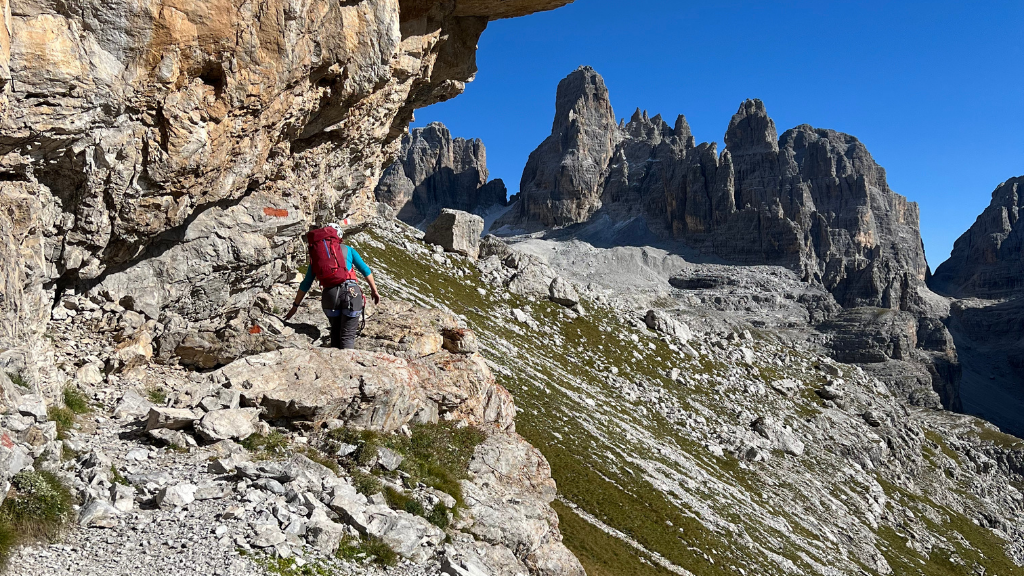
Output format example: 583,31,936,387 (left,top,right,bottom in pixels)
674,114,695,148
931,176,1024,298
725,98,779,154
552,65,614,134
